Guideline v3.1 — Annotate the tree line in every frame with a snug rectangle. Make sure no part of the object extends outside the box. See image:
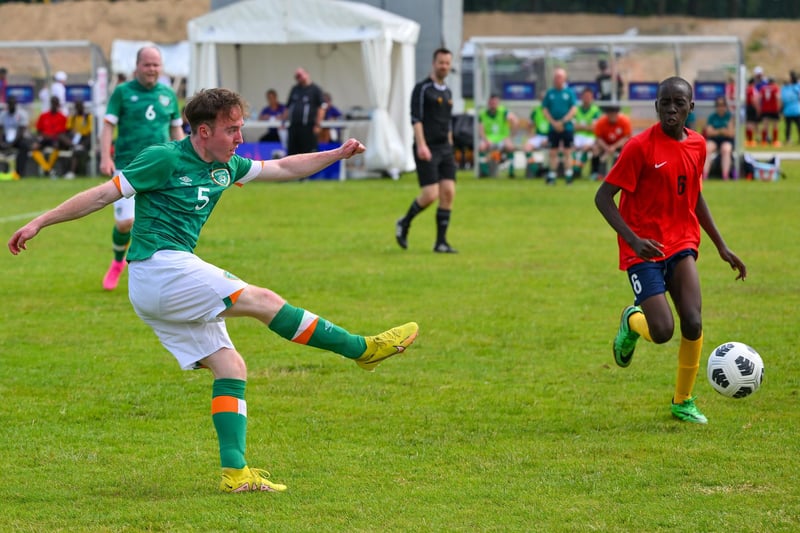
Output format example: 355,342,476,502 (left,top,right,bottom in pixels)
464,0,800,19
